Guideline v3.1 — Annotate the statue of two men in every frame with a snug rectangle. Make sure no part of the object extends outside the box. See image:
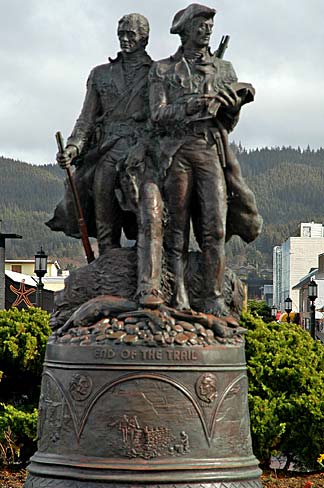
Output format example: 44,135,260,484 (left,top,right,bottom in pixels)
47,5,262,317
